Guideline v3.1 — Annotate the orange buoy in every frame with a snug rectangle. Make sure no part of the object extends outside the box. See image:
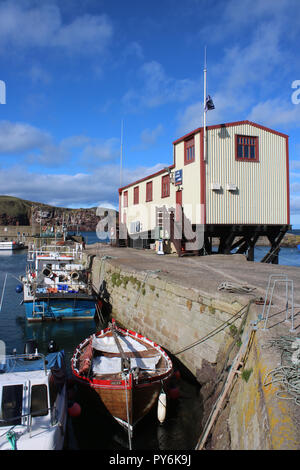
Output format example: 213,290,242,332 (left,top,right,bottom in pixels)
68,402,81,417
